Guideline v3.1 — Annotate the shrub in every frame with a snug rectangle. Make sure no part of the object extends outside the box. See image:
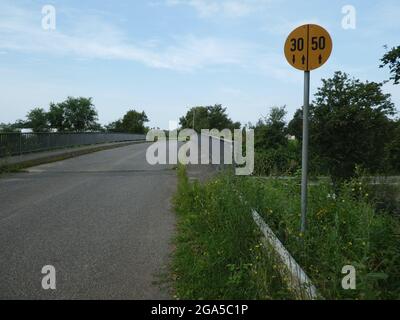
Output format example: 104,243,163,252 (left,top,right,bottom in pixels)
254,141,301,176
